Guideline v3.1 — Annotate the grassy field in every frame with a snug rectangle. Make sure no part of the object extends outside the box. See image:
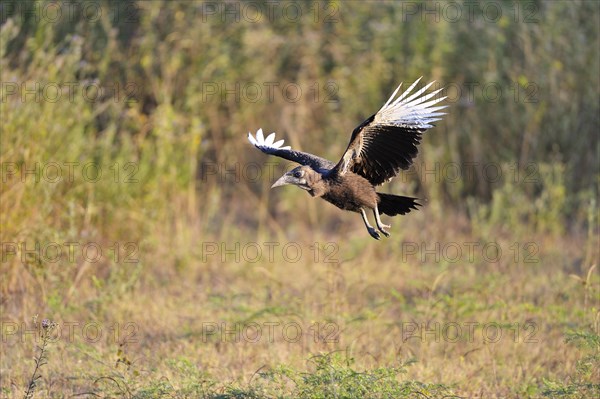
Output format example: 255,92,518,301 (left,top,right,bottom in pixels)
1,1,599,398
